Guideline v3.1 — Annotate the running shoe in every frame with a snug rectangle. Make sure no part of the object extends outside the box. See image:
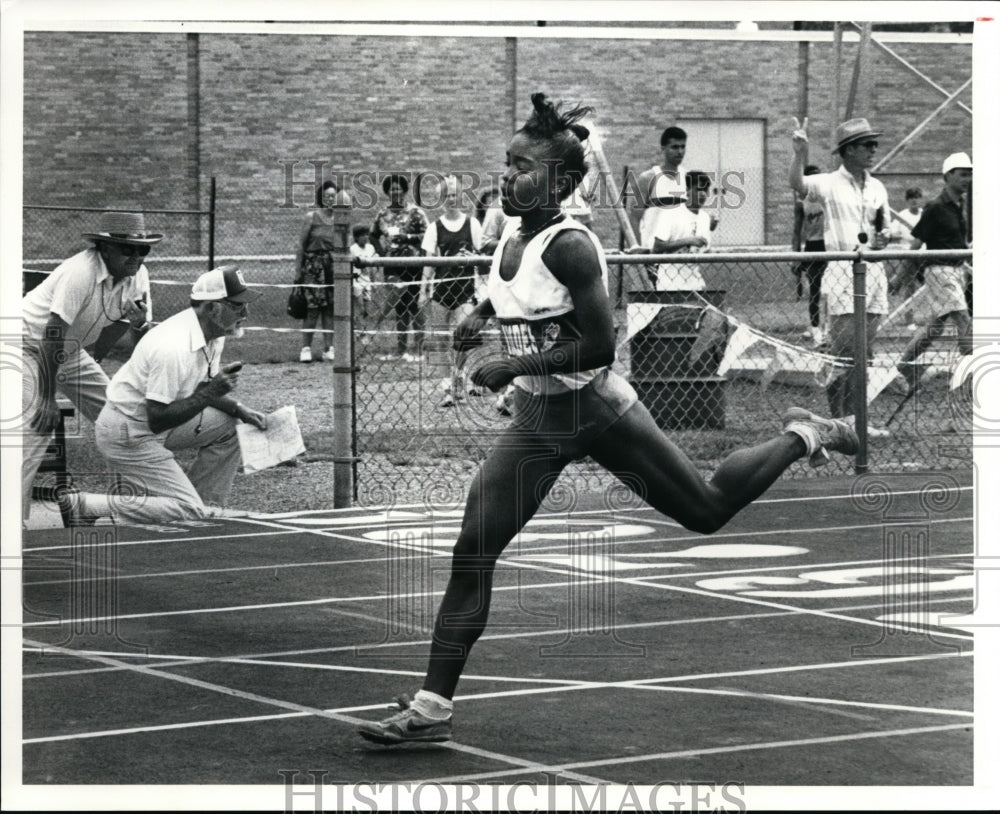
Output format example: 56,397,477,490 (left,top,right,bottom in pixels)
357,694,452,745
782,407,859,467
299,347,312,363
322,348,336,361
